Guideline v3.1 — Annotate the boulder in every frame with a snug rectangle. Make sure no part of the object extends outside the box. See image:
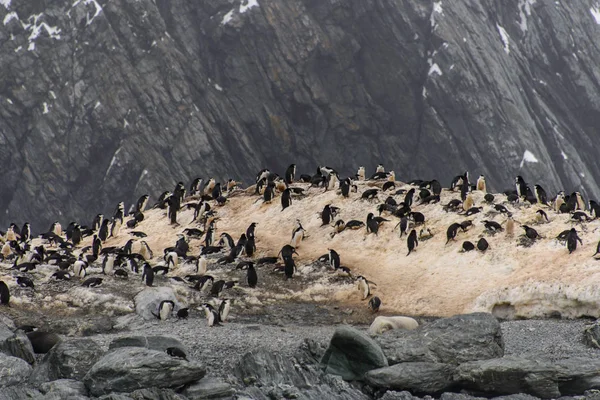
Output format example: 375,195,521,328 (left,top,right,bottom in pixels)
39,379,88,398
0,386,43,400
321,325,388,381
46,338,104,380
455,356,560,399
83,347,205,396
235,348,370,399
134,287,183,320
109,335,187,353
364,362,455,393
555,357,600,395
0,326,35,364
368,316,419,336
182,377,234,399
0,353,33,387
583,321,600,349
376,313,504,365
380,392,422,400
